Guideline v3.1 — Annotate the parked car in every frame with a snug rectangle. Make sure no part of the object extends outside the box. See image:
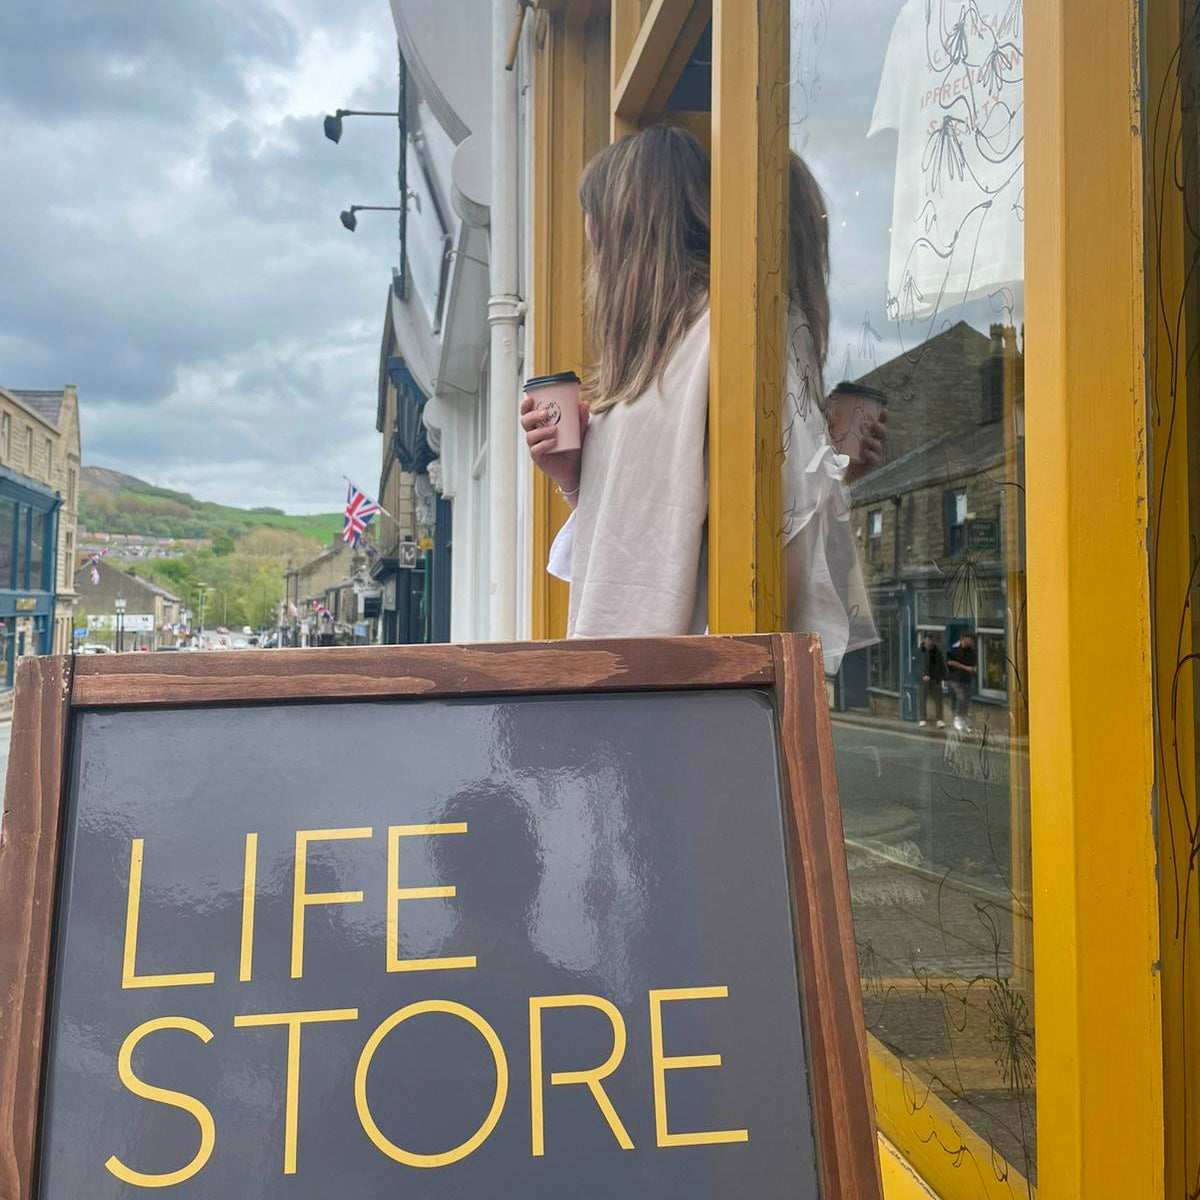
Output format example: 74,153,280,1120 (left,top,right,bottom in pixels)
74,643,112,655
